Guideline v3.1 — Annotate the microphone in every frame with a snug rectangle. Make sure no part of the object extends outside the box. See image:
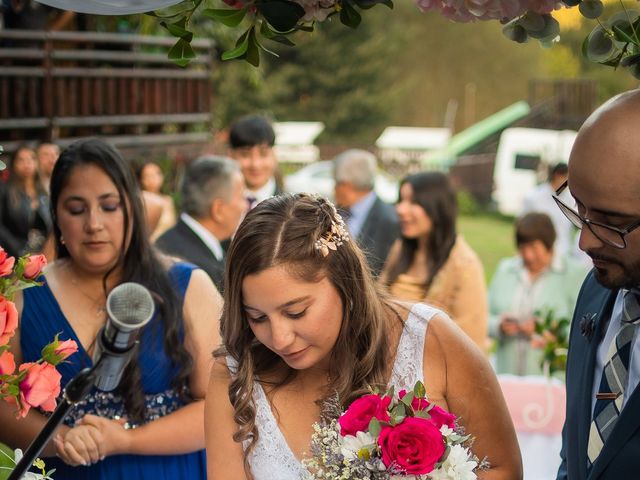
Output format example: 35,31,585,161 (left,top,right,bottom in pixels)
92,282,155,391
